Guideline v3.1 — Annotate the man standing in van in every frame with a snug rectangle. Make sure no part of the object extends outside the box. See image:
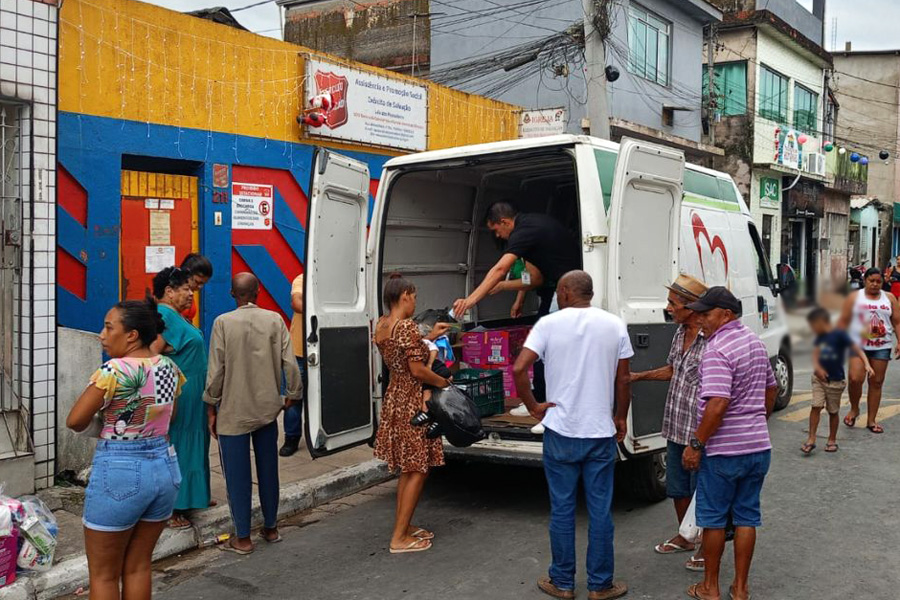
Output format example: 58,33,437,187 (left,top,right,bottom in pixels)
682,287,778,600
514,271,631,600
452,202,580,319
